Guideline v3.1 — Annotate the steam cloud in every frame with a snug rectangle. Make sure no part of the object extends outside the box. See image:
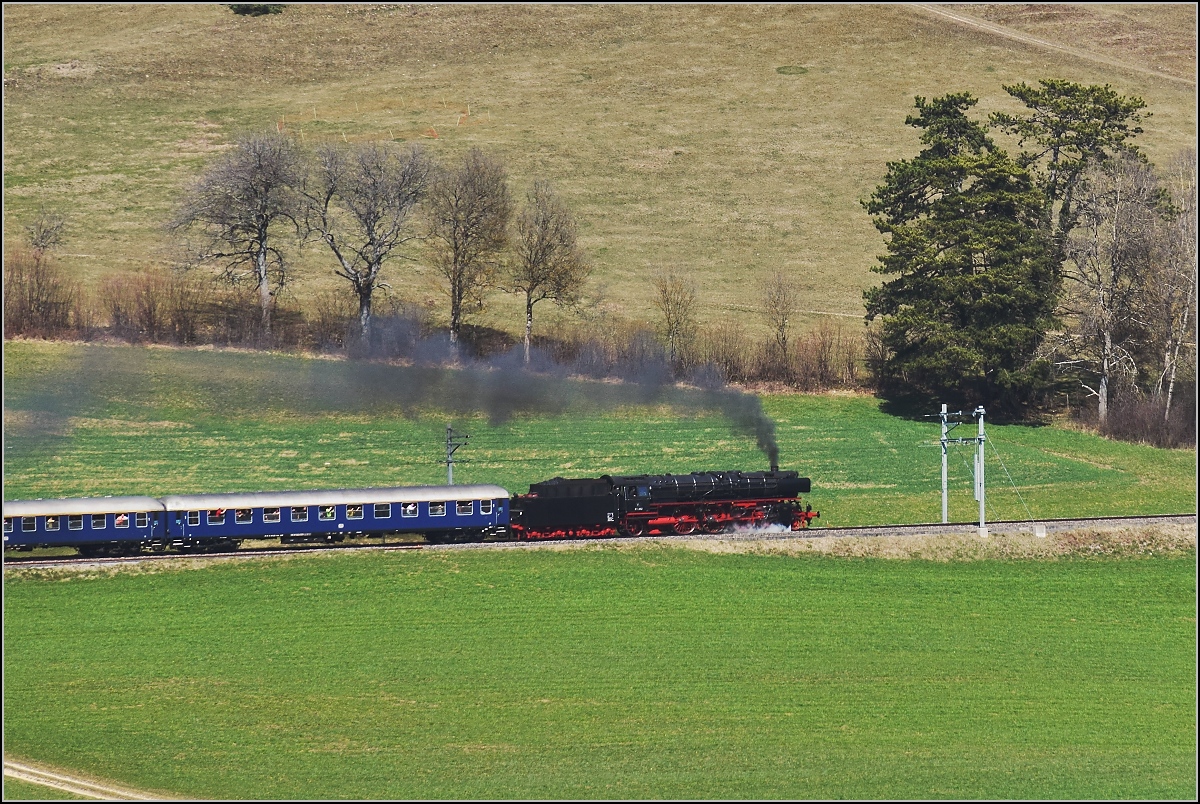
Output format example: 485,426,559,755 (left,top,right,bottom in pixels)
346,319,783,469
6,324,783,472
